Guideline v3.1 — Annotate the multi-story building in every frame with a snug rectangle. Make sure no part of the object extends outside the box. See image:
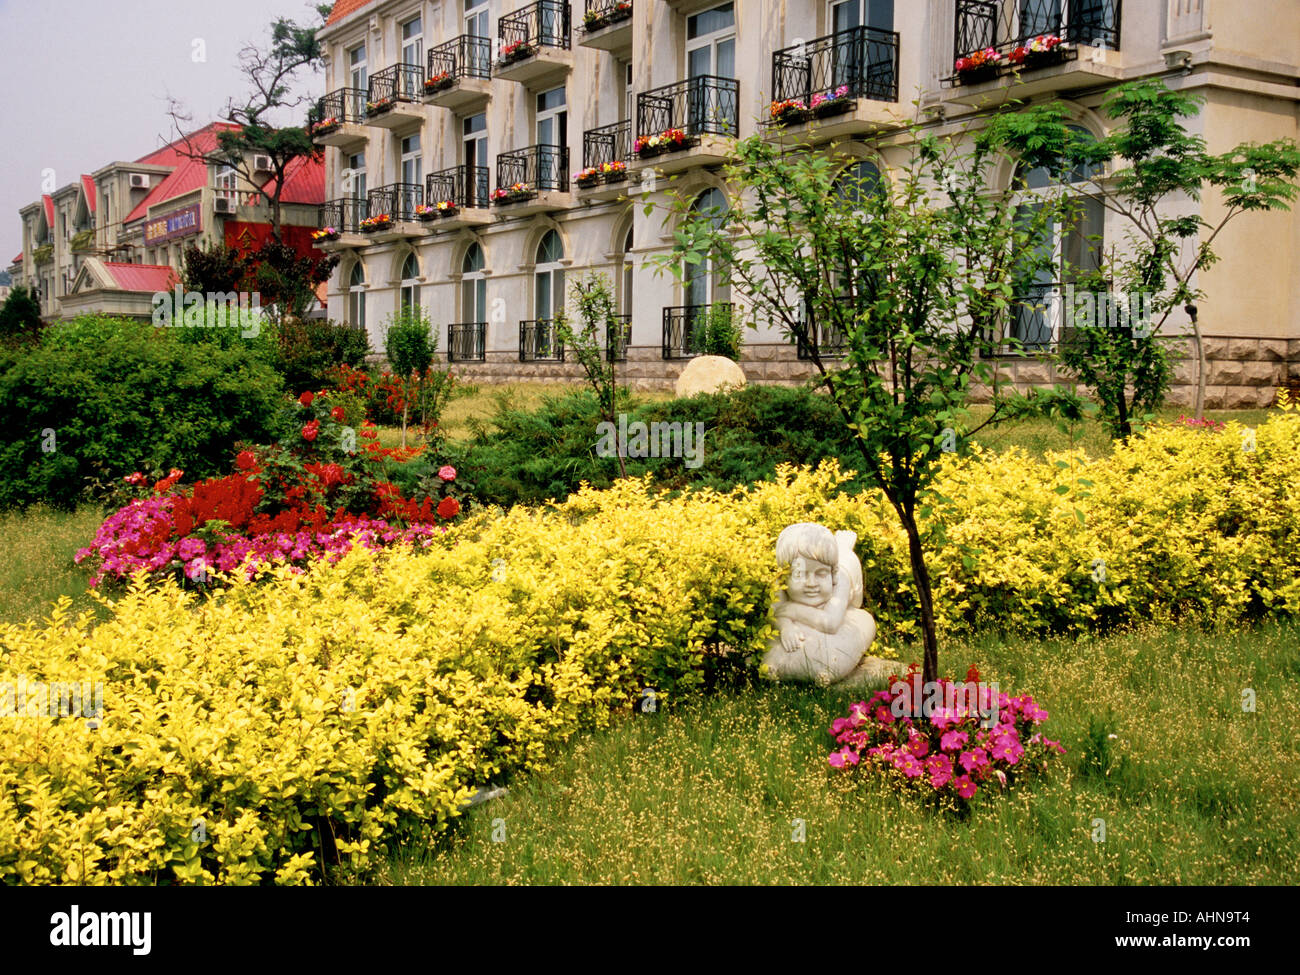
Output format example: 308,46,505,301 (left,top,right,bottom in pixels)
311,0,1300,407
12,123,326,320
